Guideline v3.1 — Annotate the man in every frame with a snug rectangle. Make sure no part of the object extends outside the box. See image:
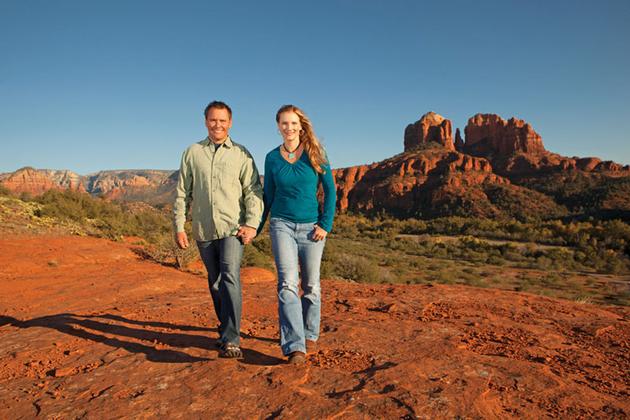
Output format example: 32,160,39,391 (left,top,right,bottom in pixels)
174,101,263,358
